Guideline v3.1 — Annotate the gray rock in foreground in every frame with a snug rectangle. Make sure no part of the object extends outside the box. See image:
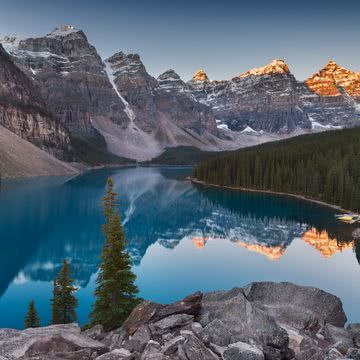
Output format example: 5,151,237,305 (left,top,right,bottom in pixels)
0,282,358,360
0,323,108,359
